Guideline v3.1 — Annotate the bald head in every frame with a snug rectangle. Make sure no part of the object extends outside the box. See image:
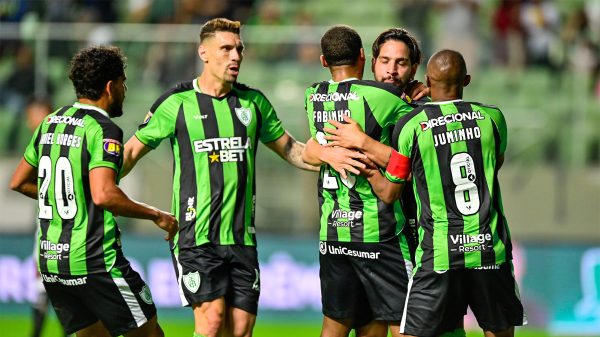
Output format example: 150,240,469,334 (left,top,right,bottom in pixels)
426,49,470,100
